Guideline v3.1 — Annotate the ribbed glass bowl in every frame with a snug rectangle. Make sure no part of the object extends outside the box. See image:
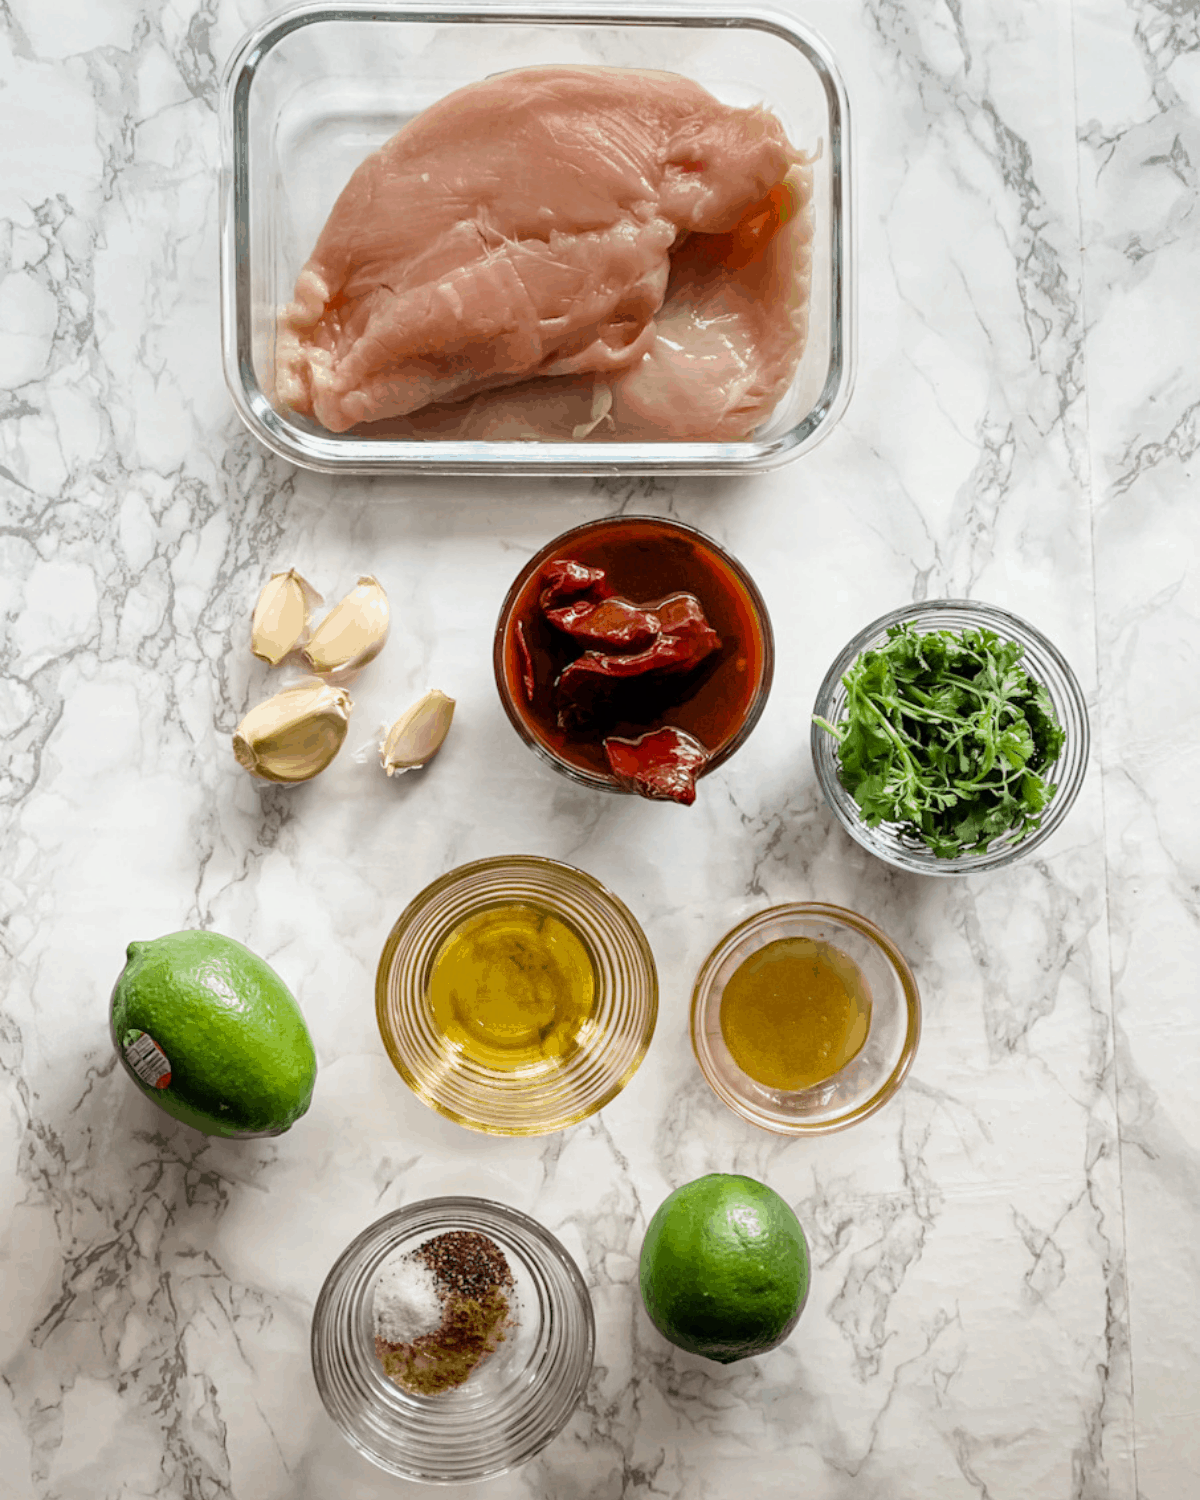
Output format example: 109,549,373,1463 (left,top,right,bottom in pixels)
691,903,920,1134
810,599,1090,875
311,1197,595,1482
376,856,658,1134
